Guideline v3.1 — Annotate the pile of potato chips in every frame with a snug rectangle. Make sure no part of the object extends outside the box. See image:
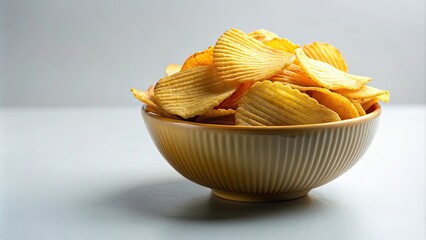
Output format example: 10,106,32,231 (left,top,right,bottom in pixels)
131,28,389,126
